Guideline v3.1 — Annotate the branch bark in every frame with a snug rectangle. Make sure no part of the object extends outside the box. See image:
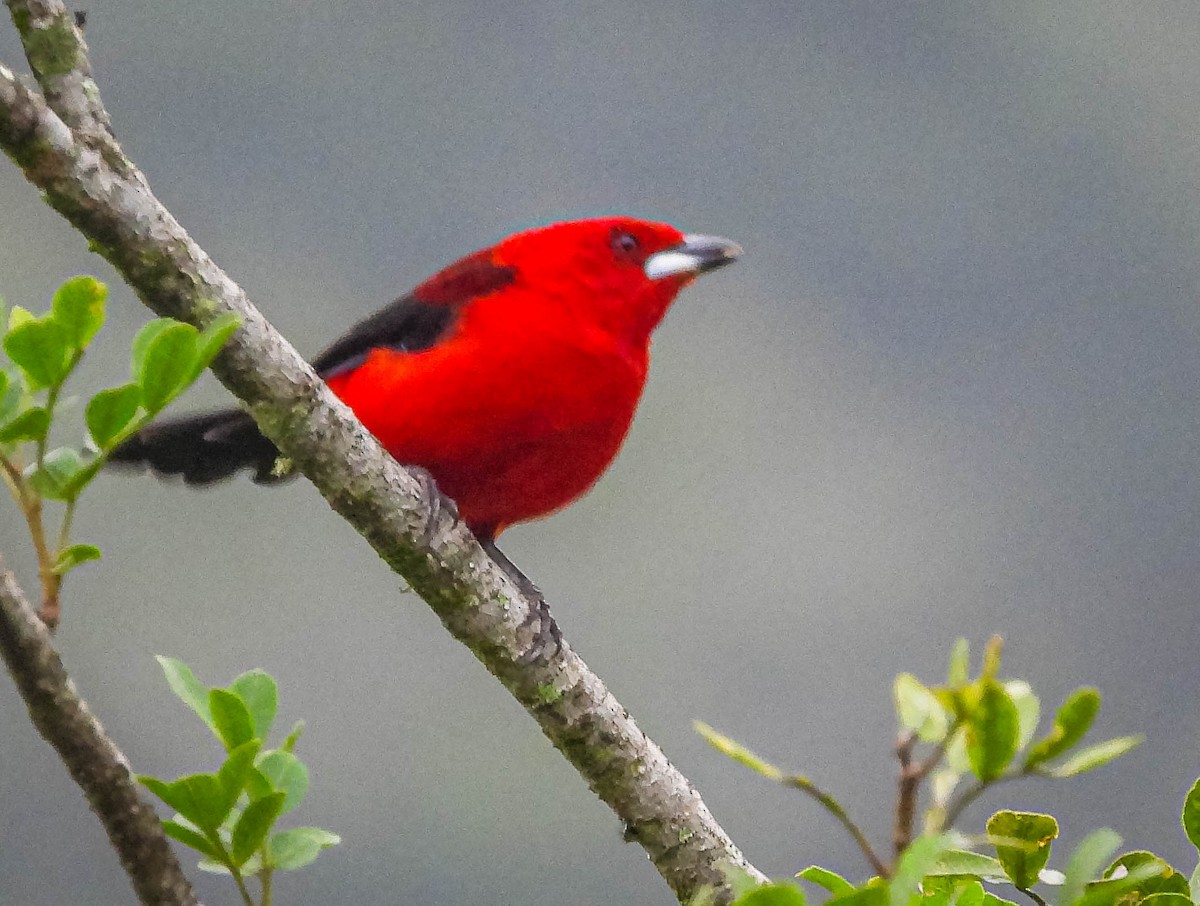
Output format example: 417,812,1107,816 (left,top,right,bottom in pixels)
0,6,764,902
0,557,201,906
